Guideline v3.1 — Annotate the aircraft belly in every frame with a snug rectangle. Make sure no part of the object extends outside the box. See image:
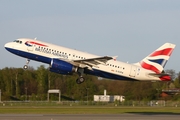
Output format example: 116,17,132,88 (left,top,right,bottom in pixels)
6,48,51,64
84,68,136,81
